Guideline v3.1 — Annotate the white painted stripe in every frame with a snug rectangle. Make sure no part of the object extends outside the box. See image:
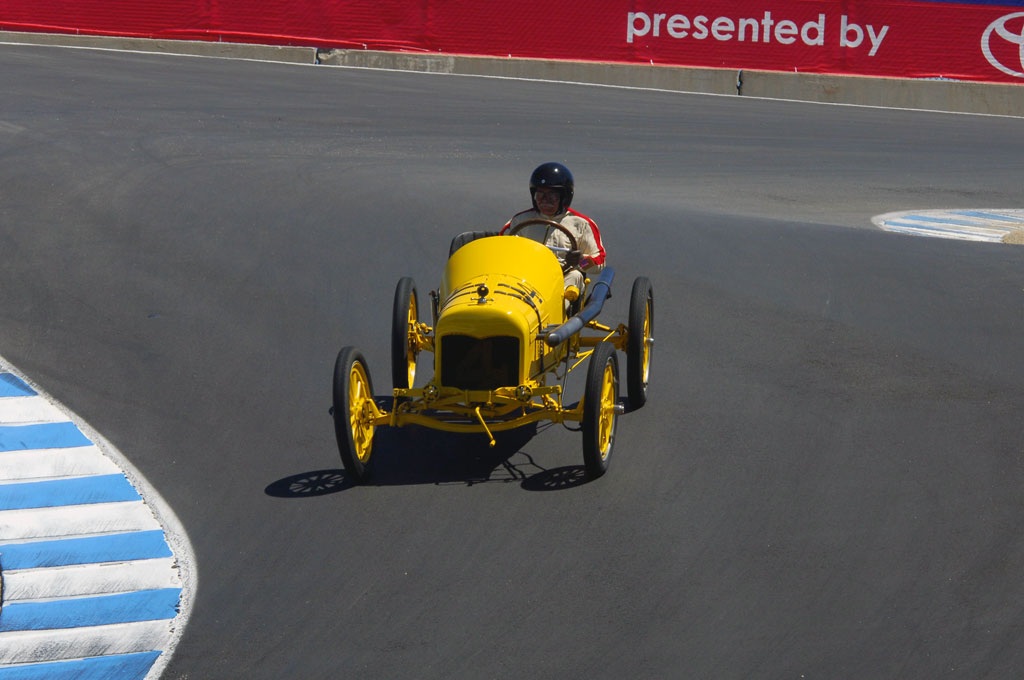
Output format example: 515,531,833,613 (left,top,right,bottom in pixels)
0,396,66,424
0,120,26,135
882,221,1007,242
0,620,173,665
0,501,159,542
0,446,120,481
2,558,180,602
887,217,1008,236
